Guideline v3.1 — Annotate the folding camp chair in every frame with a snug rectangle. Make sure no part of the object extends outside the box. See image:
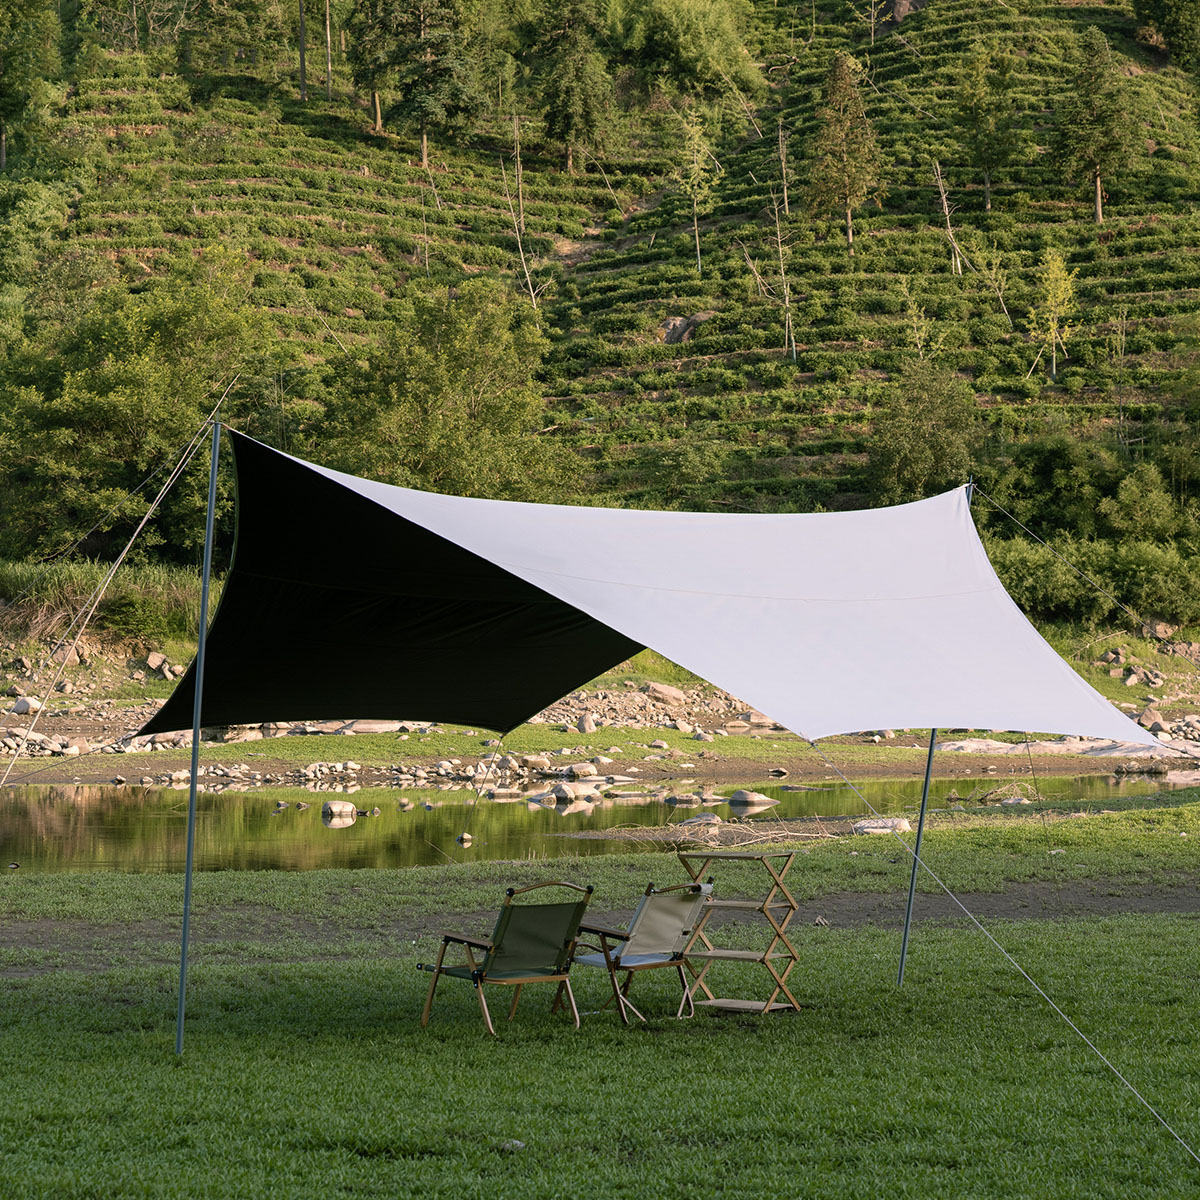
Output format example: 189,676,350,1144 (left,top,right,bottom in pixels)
574,881,713,1024
417,881,594,1035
